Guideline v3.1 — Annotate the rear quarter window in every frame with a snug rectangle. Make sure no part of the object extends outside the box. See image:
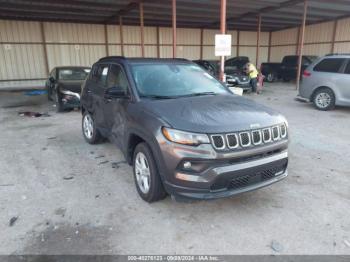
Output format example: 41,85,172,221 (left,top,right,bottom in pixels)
314,58,345,73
